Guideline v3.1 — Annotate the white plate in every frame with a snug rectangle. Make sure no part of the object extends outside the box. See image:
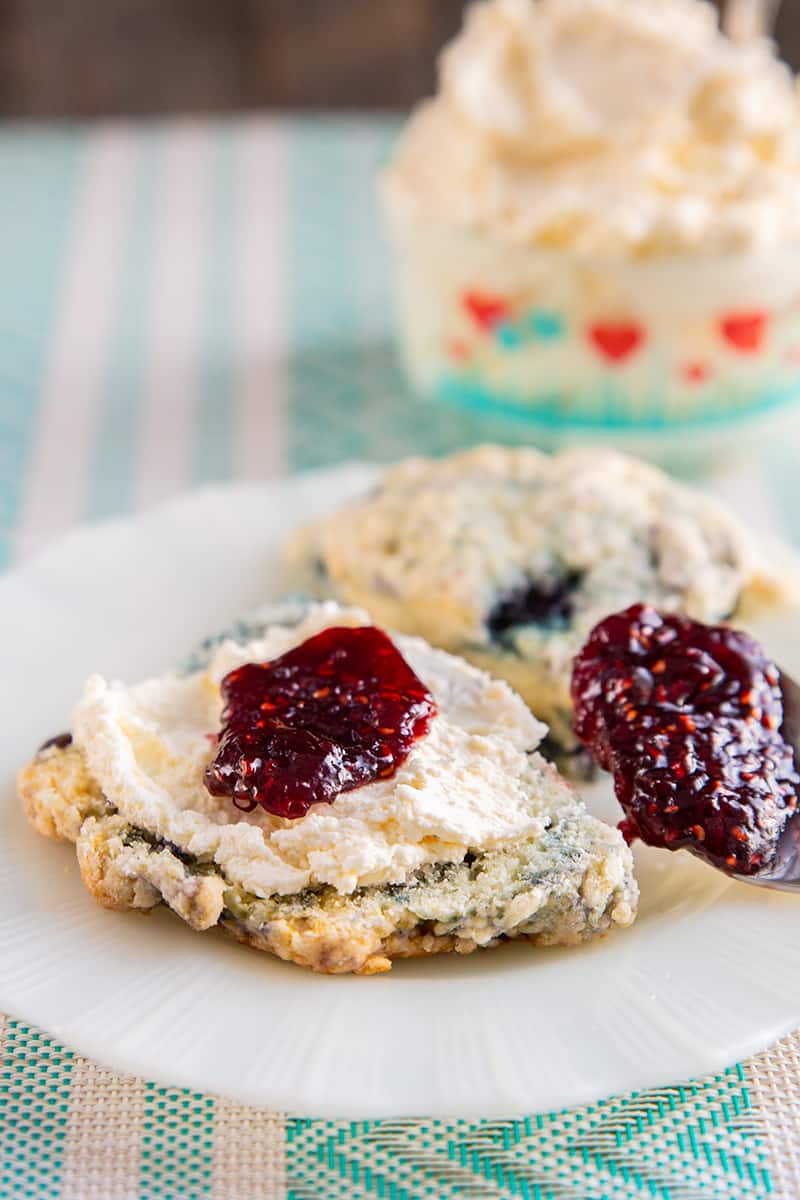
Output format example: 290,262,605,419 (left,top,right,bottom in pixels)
2,464,800,1118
